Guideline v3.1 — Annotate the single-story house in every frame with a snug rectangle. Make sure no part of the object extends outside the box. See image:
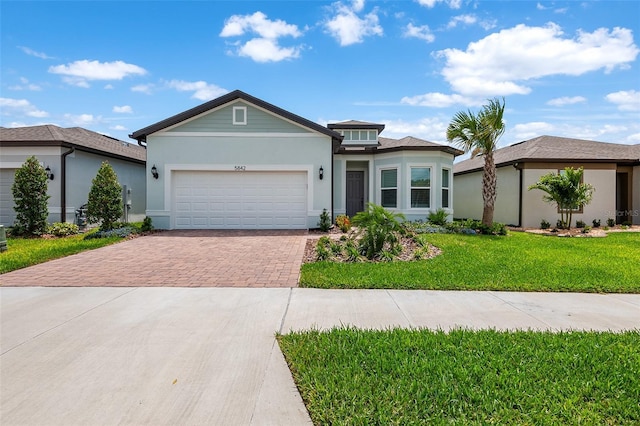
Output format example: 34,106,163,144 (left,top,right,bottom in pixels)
453,135,640,227
0,125,147,227
130,90,463,230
